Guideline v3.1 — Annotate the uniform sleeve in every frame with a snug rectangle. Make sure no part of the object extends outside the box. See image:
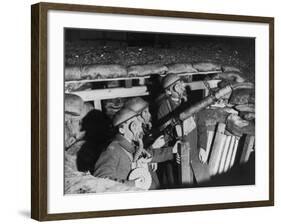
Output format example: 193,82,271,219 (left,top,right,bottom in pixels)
157,98,171,120
93,147,119,180
147,147,174,163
